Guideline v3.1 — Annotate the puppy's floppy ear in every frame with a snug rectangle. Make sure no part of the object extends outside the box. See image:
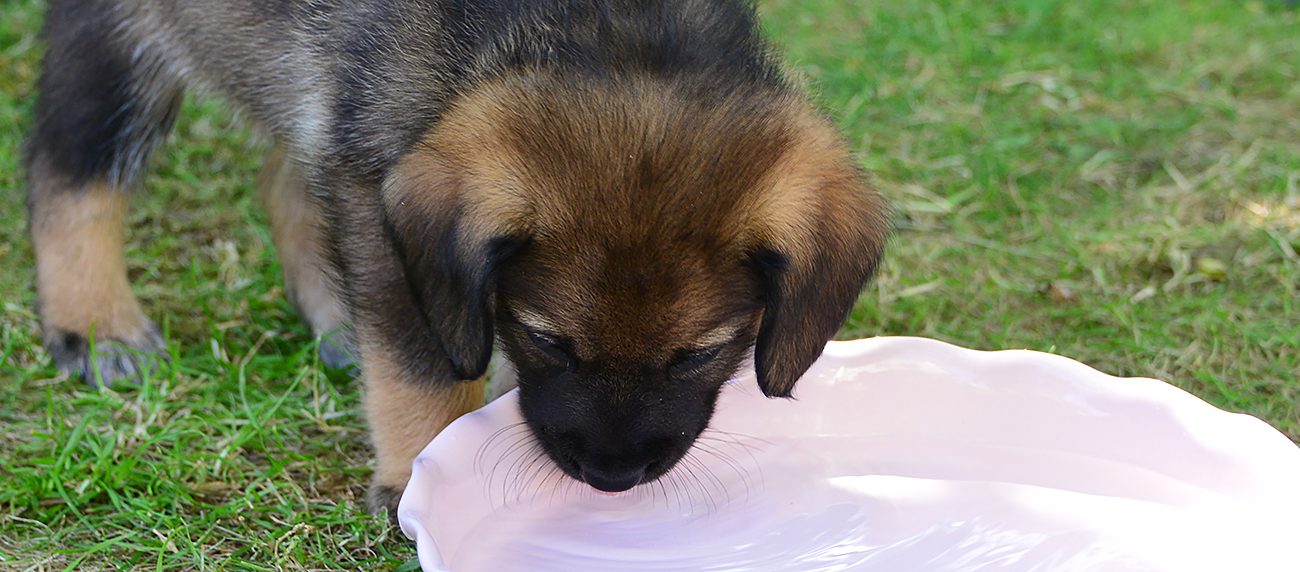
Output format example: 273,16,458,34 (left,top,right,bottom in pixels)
751,172,889,398
382,152,526,381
